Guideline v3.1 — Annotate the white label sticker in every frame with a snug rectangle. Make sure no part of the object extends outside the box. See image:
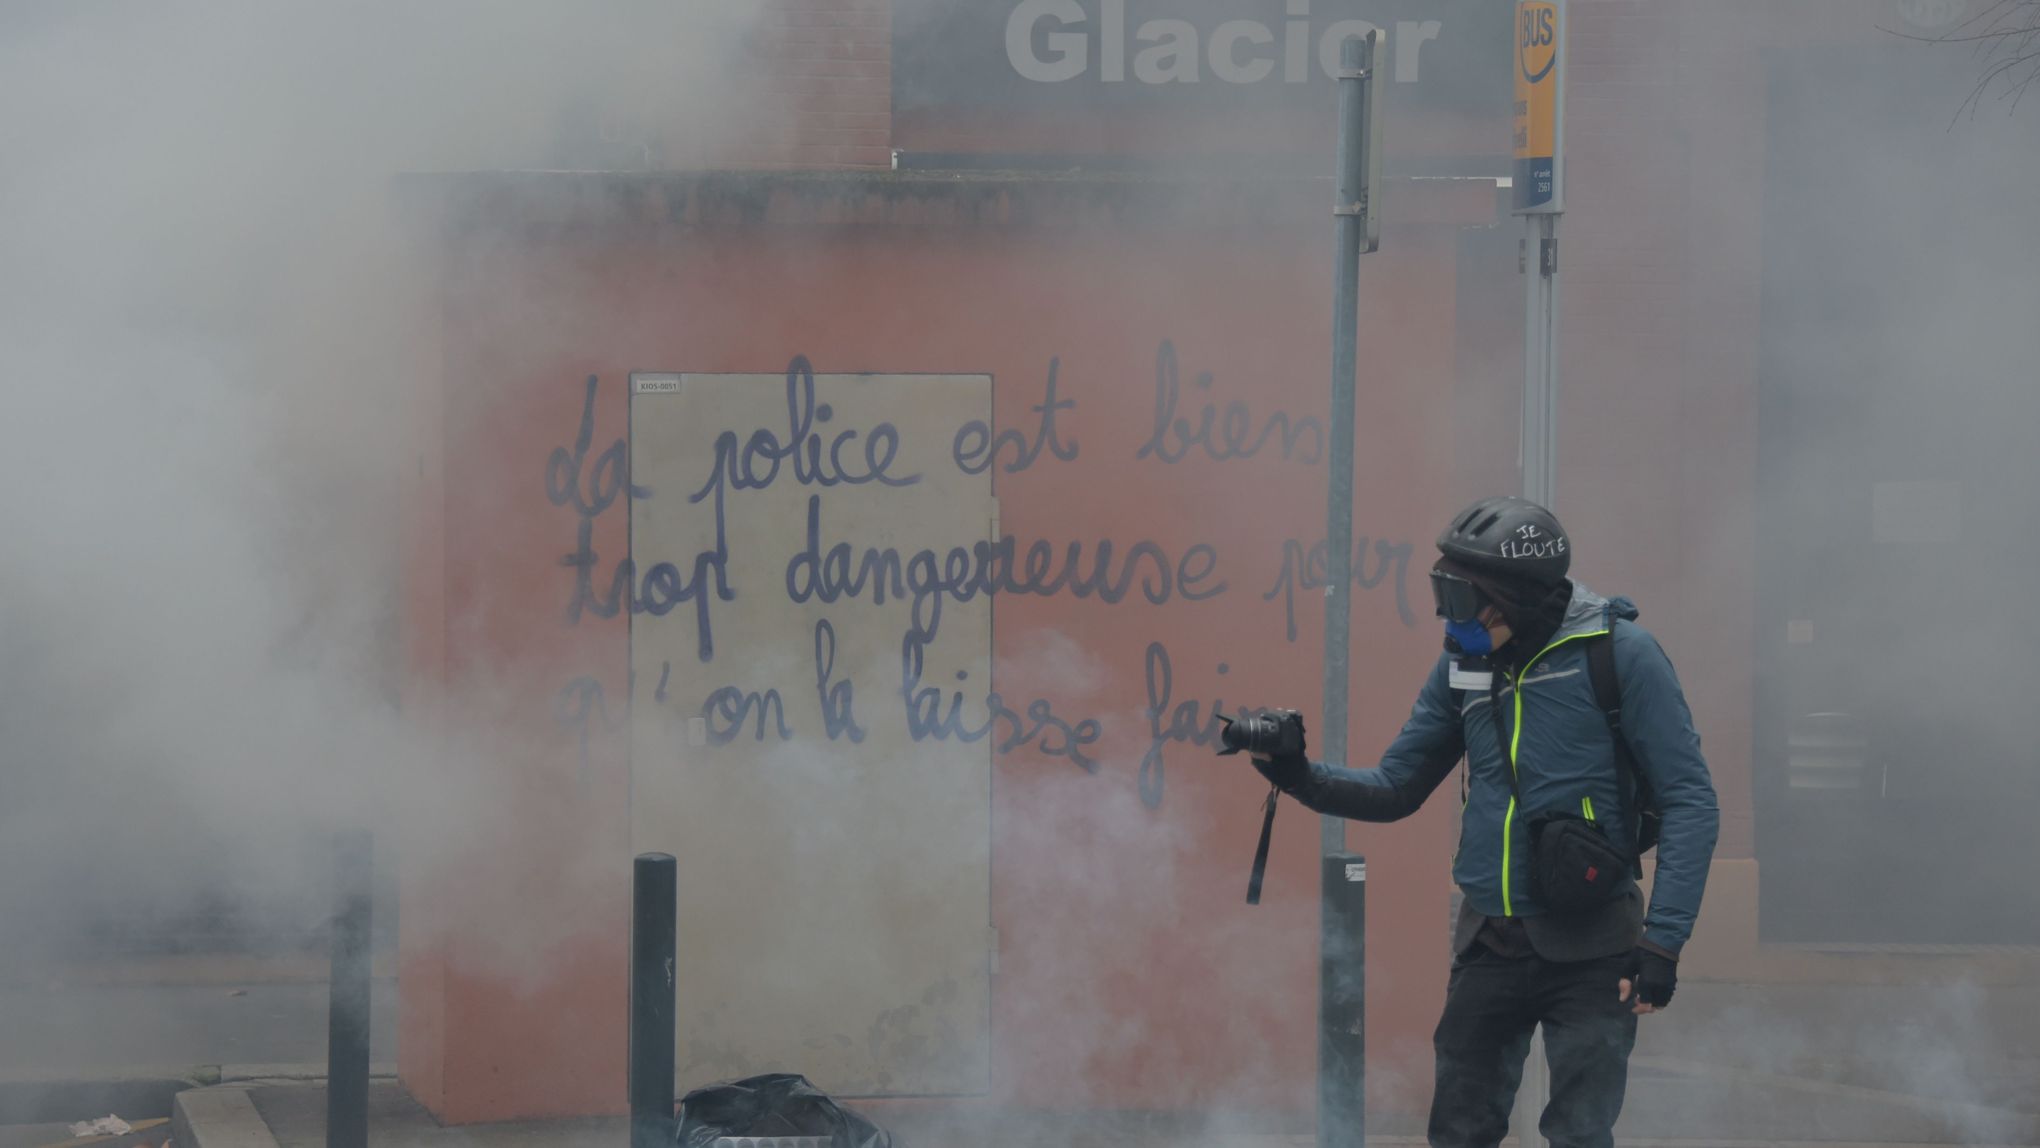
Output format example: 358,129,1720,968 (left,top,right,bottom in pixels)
1344,862,1367,882
1449,664,1493,691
